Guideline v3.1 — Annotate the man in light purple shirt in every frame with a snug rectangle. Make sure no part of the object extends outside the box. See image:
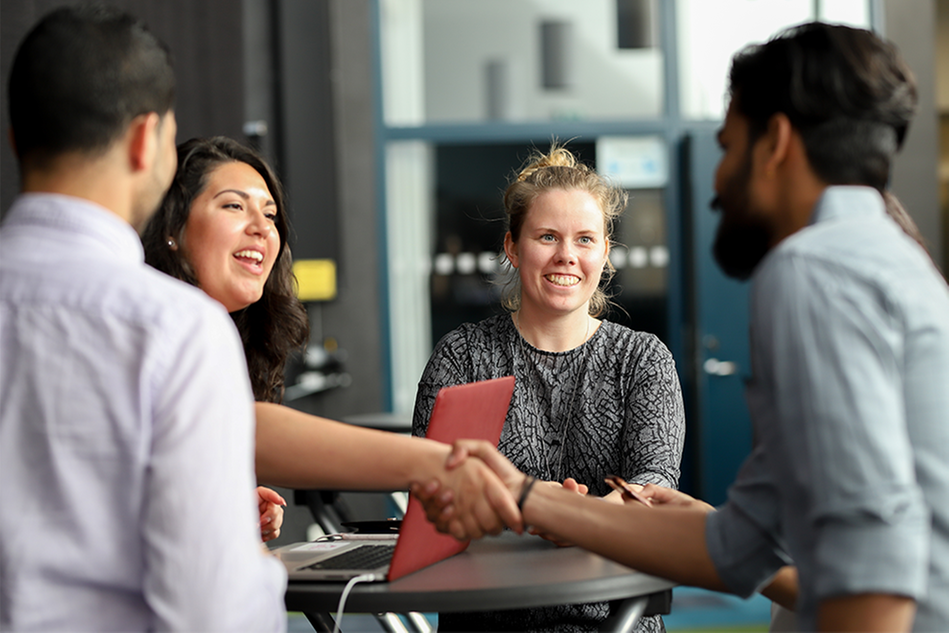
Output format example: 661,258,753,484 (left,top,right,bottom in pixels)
0,6,286,631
